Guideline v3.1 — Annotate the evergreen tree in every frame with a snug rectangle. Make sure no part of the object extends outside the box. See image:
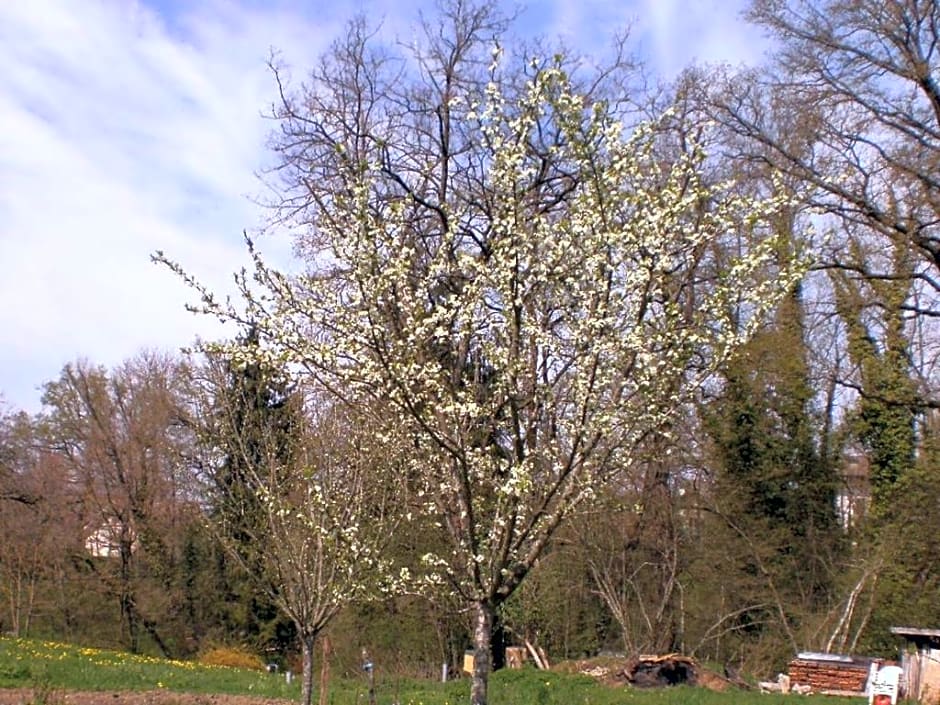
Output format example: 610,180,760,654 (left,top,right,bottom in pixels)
832,267,917,516
715,287,837,554
204,327,300,656
704,283,840,662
